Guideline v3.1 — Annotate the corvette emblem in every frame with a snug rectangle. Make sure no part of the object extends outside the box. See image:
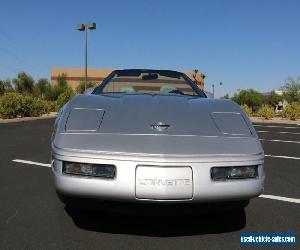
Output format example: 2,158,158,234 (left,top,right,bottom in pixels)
150,122,170,132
